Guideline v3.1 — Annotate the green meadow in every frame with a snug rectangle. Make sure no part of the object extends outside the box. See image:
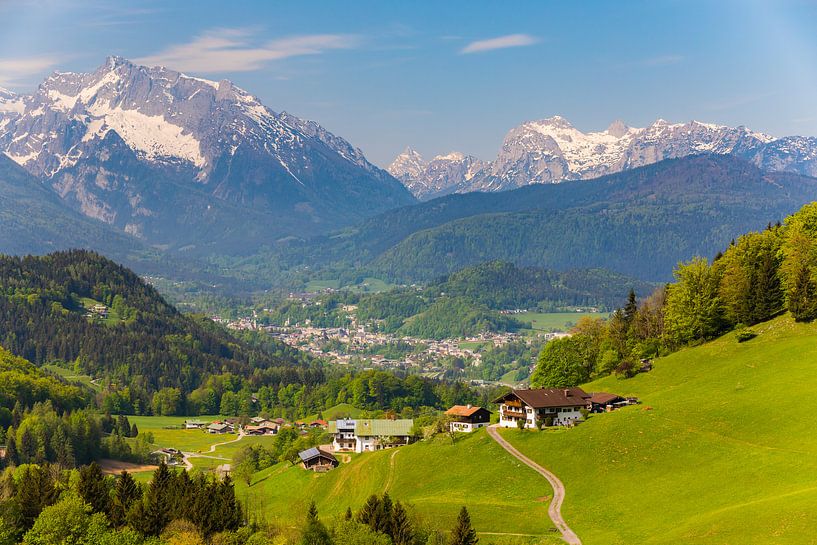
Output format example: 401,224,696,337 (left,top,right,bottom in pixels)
236,431,562,545
504,314,817,545
516,311,609,332
127,414,228,453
